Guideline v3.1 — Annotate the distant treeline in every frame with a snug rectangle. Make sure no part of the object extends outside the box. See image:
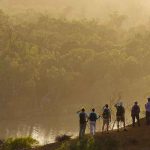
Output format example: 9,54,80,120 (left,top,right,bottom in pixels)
0,10,150,116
